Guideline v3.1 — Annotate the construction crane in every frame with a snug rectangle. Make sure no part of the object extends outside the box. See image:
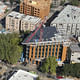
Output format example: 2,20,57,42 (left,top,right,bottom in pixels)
26,17,46,43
